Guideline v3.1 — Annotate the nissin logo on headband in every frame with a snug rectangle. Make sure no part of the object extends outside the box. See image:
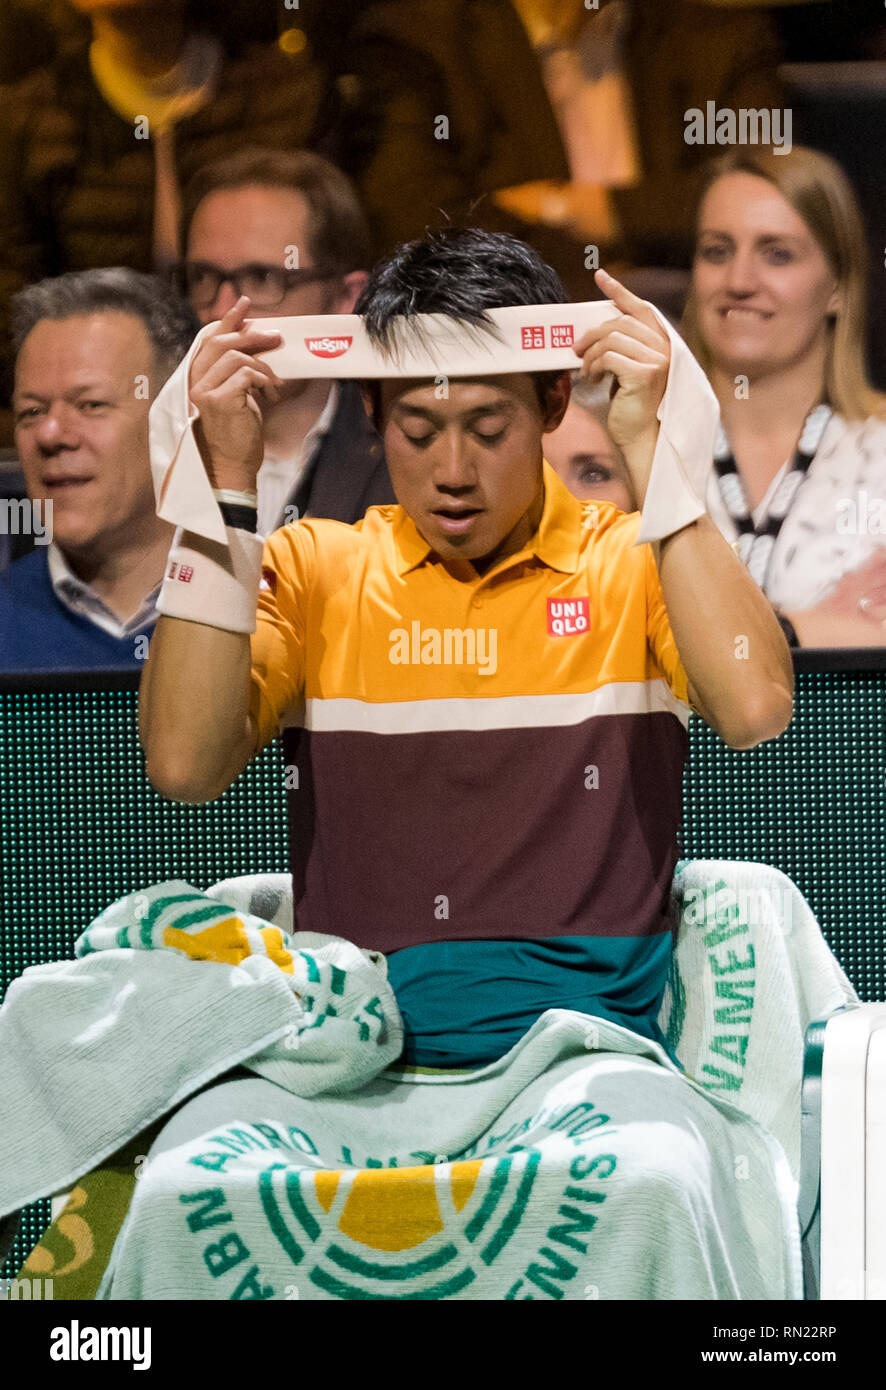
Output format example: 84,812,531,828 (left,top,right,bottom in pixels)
305,336,353,358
